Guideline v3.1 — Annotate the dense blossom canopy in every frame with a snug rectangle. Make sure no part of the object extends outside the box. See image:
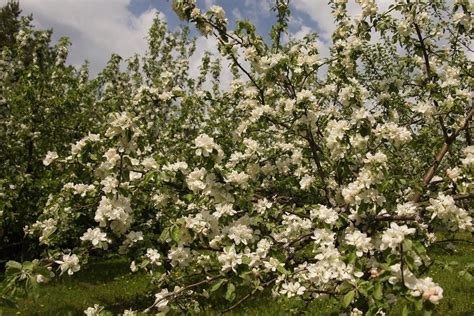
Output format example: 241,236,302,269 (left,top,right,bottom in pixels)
1,0,473,315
